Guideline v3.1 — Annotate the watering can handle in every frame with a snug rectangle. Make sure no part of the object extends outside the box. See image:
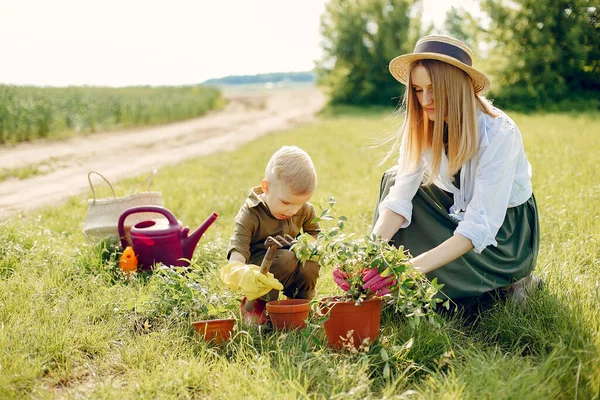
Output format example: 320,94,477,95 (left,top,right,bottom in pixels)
117,205,178,249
